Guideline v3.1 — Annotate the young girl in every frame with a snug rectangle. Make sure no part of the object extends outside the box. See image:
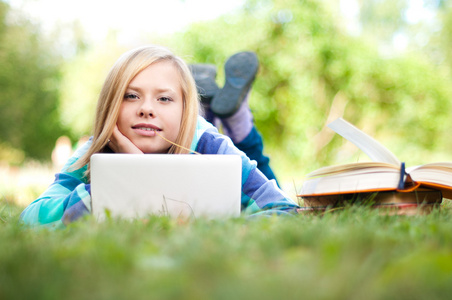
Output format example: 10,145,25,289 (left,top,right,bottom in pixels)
20,45,299,228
